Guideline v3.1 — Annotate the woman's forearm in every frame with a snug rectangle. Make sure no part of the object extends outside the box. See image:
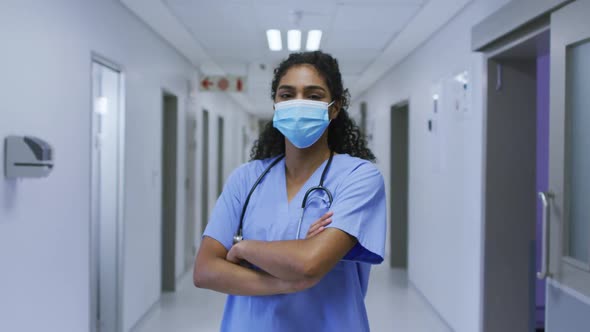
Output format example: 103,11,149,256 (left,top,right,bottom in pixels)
233,239,313,282
229,229,355,284
194,255,301,296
